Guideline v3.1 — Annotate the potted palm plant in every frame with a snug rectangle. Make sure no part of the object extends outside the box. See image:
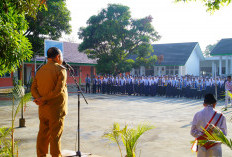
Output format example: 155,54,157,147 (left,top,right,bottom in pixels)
0,80,31,156
103,122,155,157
